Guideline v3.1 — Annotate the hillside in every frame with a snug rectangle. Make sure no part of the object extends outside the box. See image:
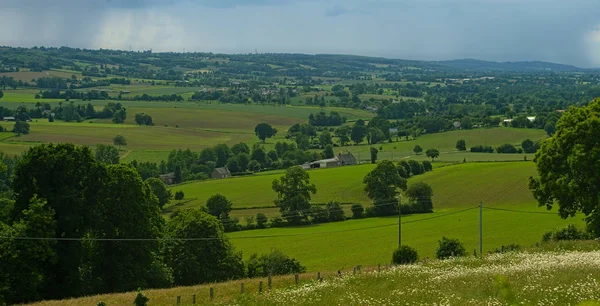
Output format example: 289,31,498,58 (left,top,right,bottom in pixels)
436,59,584,72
